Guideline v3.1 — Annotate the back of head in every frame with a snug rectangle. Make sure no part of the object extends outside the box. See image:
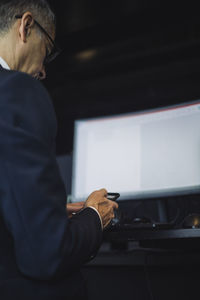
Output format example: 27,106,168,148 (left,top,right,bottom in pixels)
0,0,56,37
